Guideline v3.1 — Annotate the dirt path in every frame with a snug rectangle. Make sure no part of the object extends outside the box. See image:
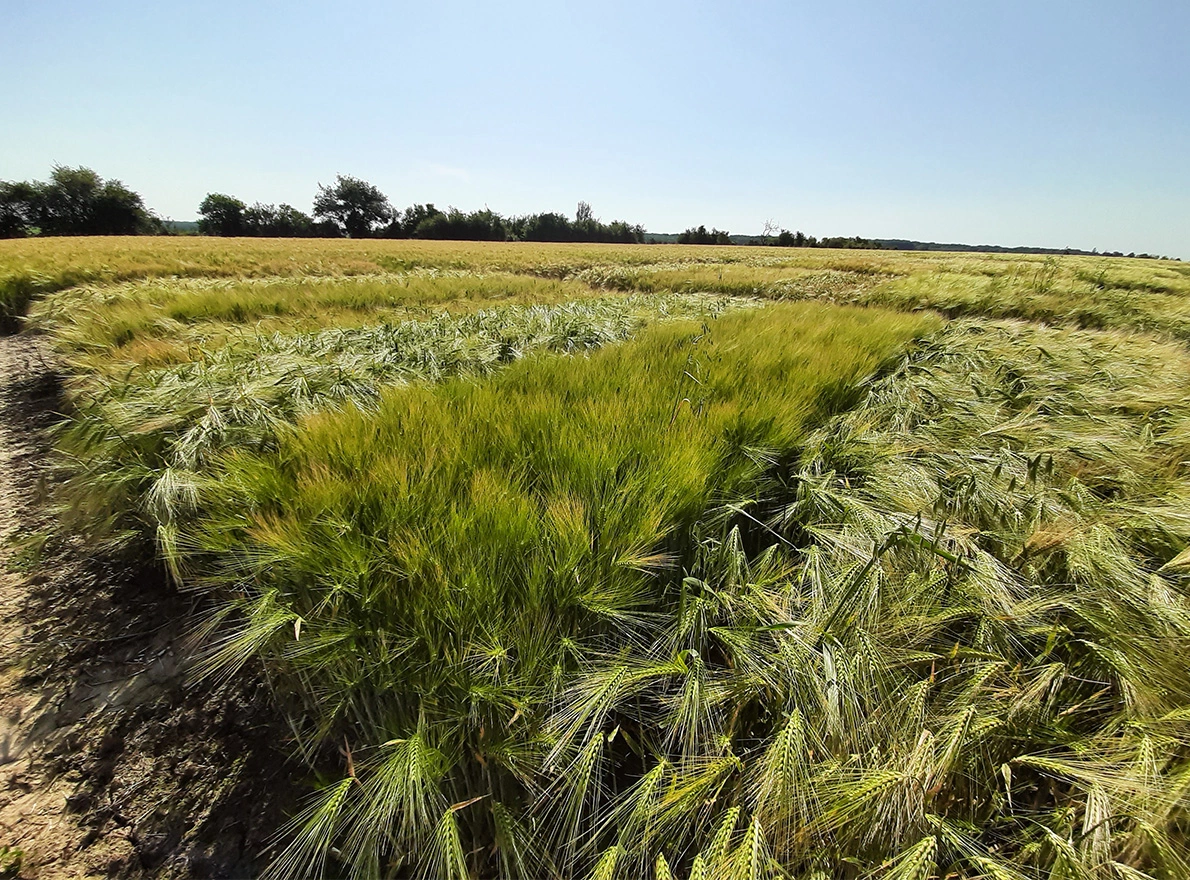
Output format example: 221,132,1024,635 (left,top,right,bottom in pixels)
0,333,297,878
